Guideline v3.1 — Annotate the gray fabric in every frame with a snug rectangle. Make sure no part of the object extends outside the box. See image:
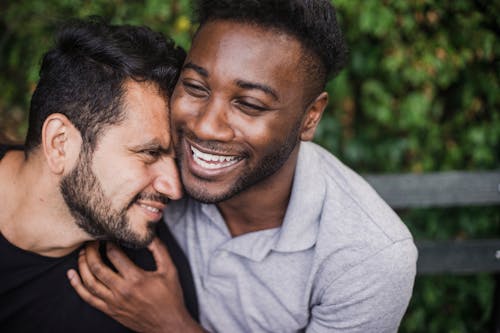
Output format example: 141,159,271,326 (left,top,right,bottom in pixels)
164,141,417,333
